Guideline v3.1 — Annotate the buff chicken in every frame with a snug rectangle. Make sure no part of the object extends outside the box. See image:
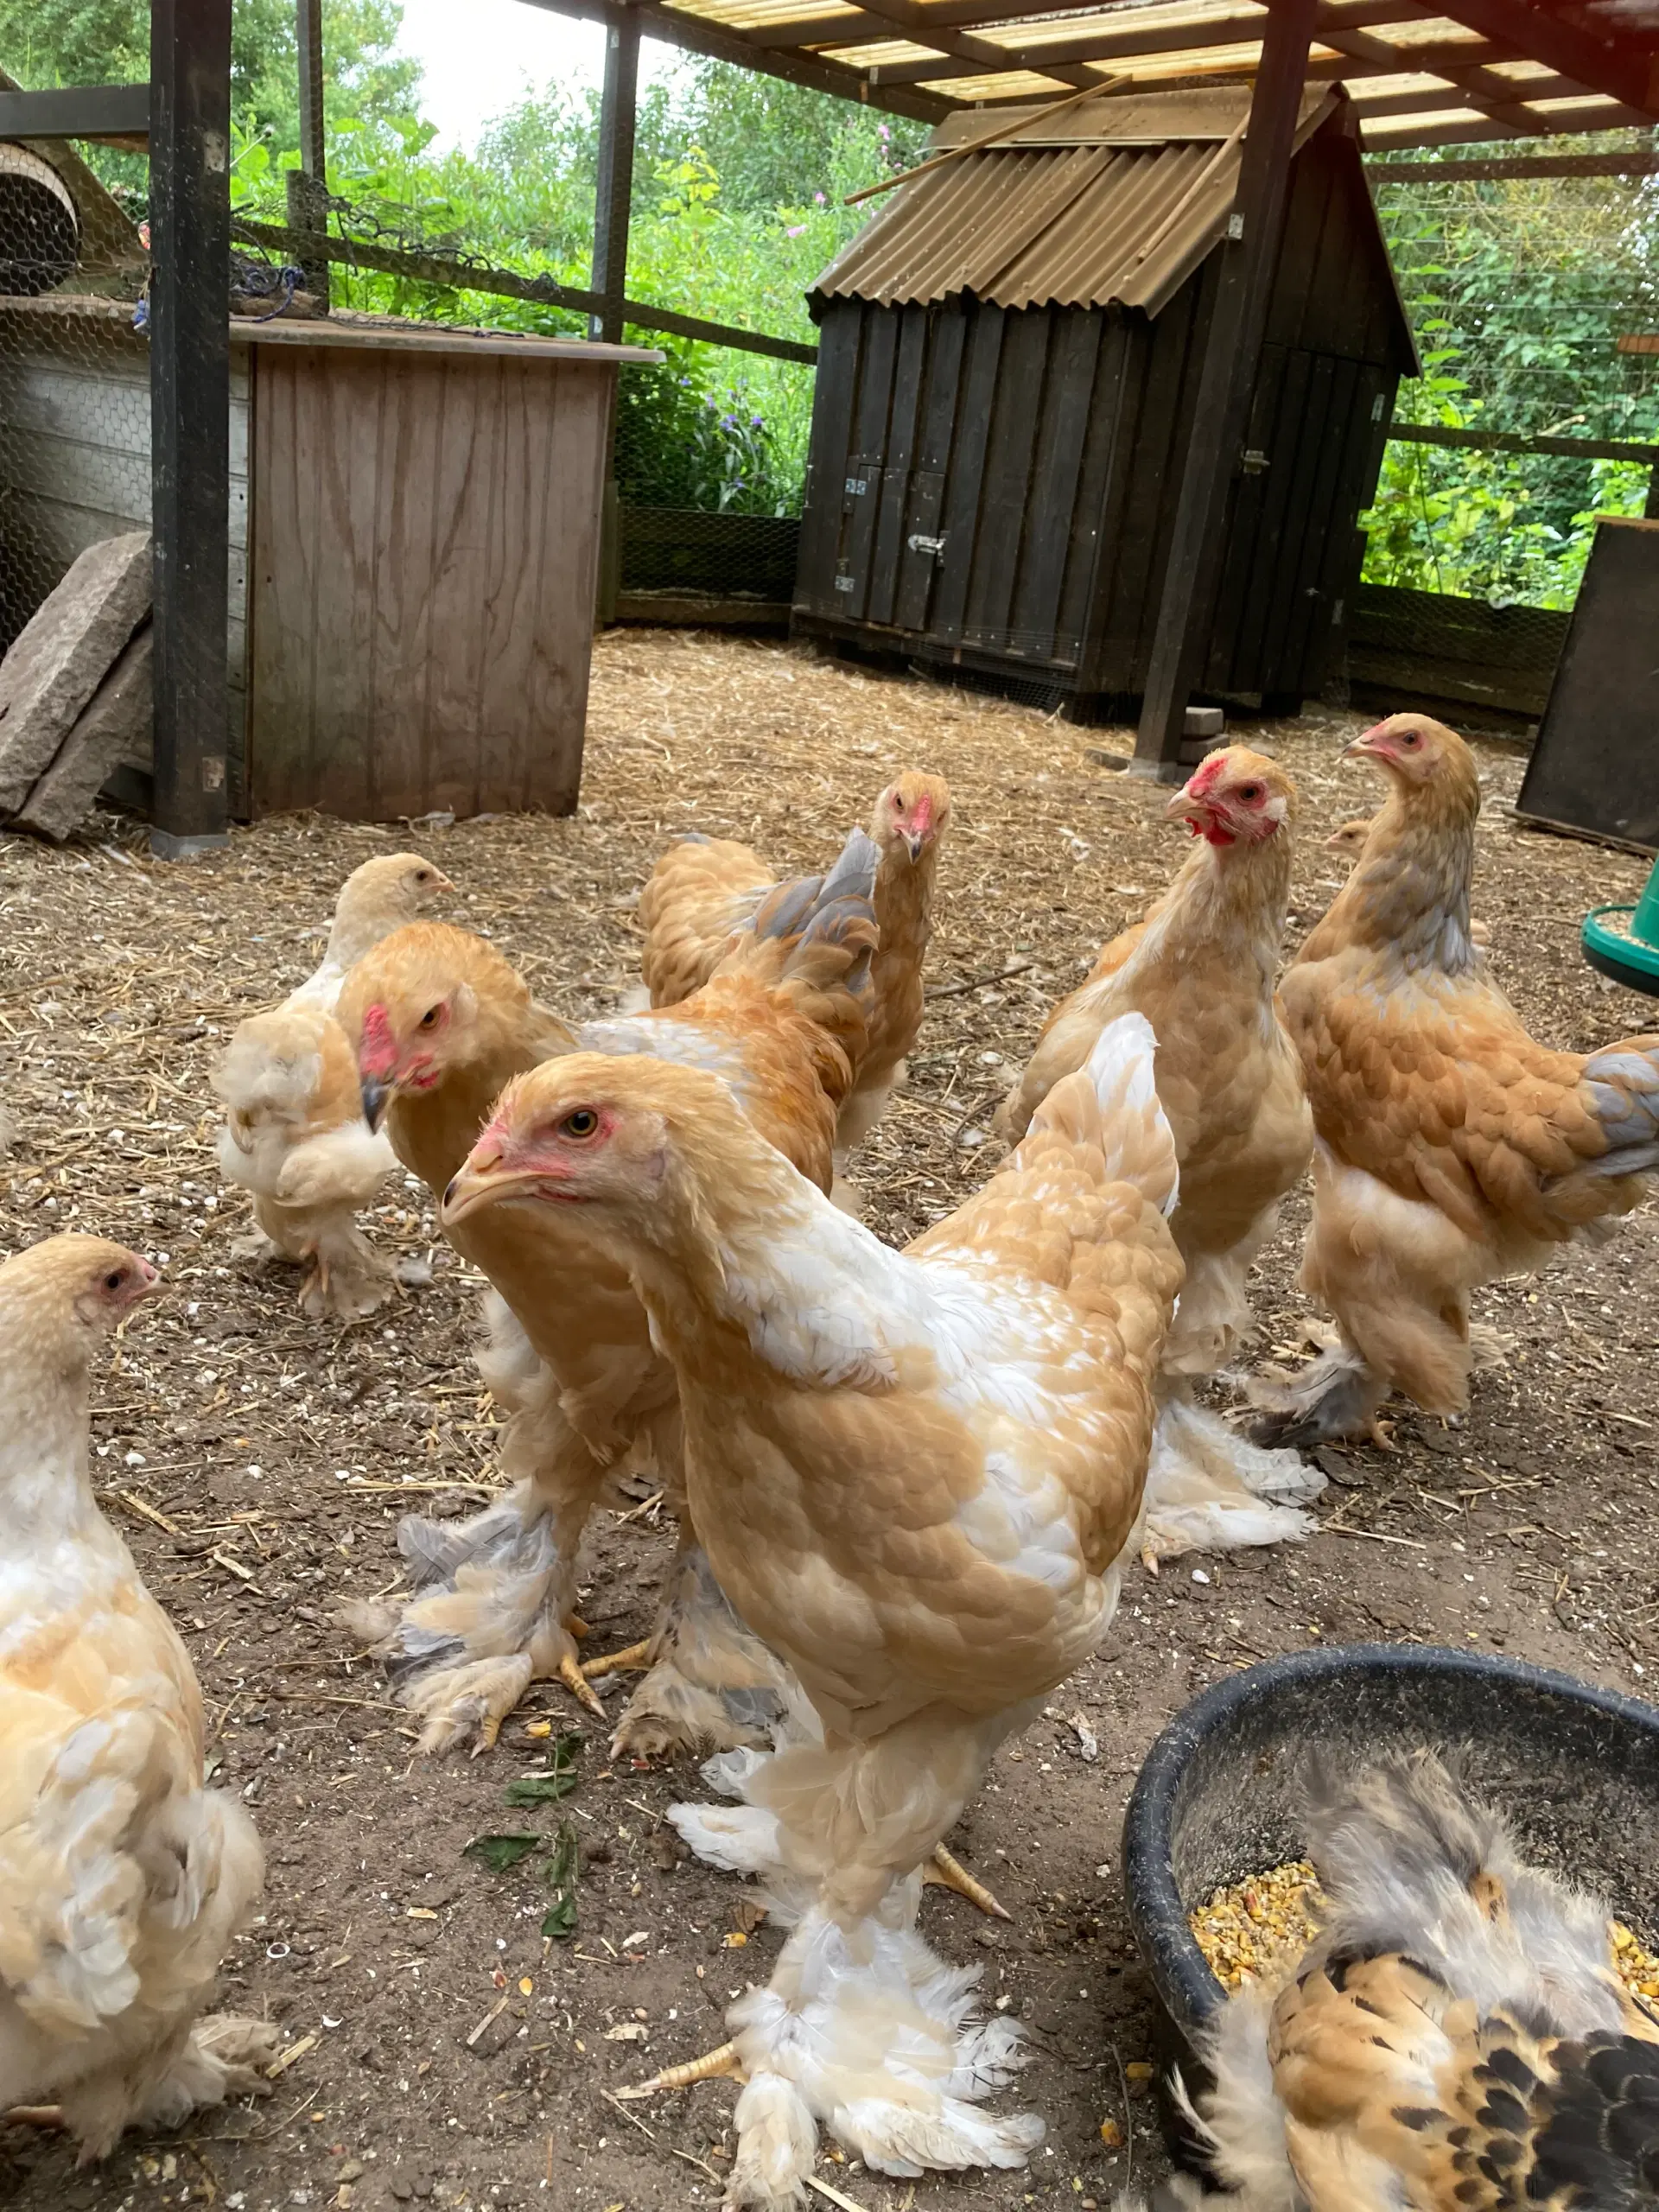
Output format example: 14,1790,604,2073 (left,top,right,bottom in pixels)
1138,1751,1659,2211
637,772,951,1163
1255,713,1659,1447
213,852,451,1319
995,747,1321,1566
1326,816,1489,946
0,1235,272,2156
334,830,879,1759
442,1014,1183,2202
